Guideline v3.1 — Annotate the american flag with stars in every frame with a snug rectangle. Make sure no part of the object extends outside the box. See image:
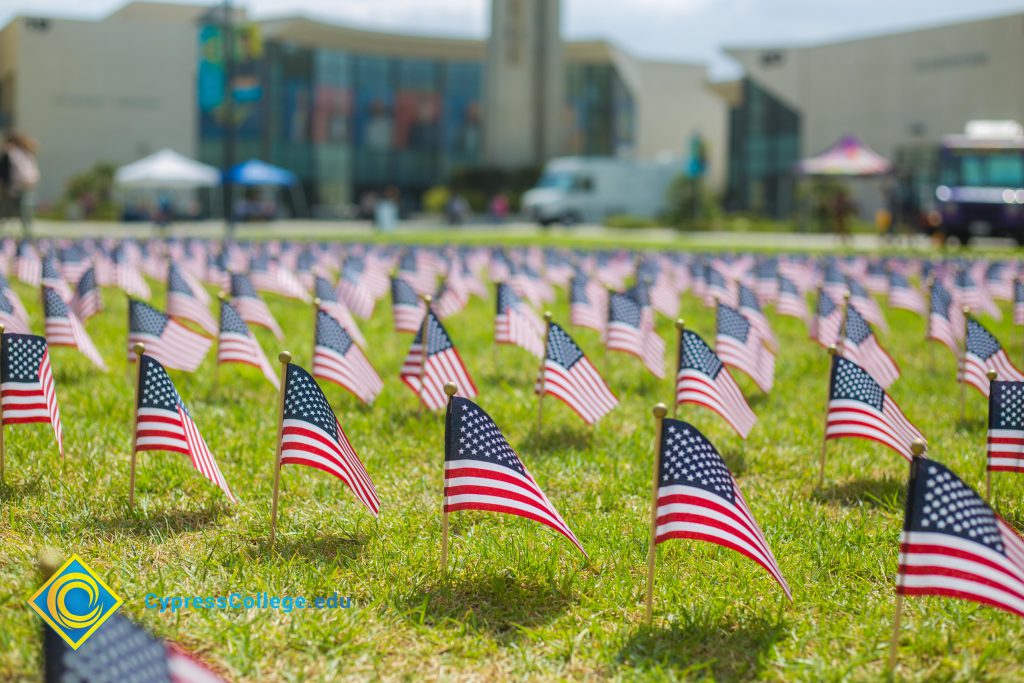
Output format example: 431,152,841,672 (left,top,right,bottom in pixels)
654,418,791,598
399,308,477,410
135,353,236,502
716,302,775,393
15,240,41,286
774,275,807,323
42,285,106,370
606,291,664,378
313,274,366,348
495,282,544,358
1,333,62,457
841,303,899,389
41,251,72,302
987,379,1024,473
230,272,283,340
391,276,426,333
70,266,102,322
962,318,1024,397
217,298,278,388
337,256,378,320
569,273,606,333
927,278,963,355
1015,278,1024,326
888,271,926,317
444,395,586,556
166,263,217,336
0,272,30,328
738,282,776,349
279,362,380,516
0,289,30,334
313,308,383,405
676,329,757,439
825,355,924,461
537,321,617,424
897,456,1024,619
811,289,843,347
128,299,211,372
